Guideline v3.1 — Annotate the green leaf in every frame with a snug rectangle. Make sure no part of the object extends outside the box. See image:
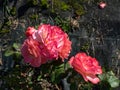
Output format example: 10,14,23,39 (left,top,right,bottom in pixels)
51,63,65,83
108,78,119,88
4,49,14,56
0,29,10,34
51,71,56,82
98,71,120,88
107,75,119,88
14,51,21,56
98,73,106,81
13,43,21,50
64,62,71,70
61,2,70,10
106,71,120,88
37,75,42,81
